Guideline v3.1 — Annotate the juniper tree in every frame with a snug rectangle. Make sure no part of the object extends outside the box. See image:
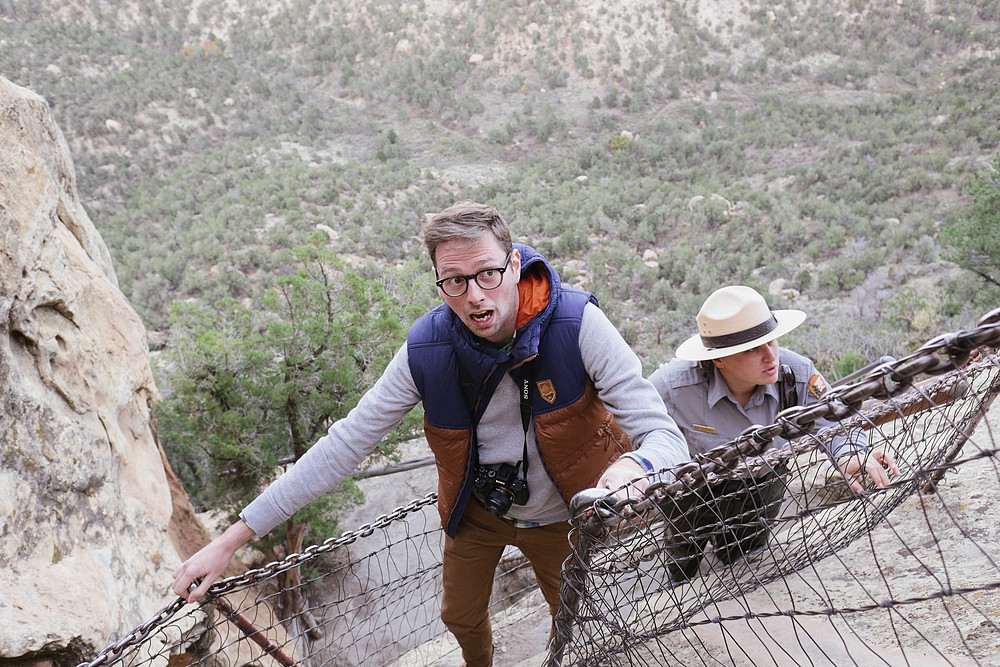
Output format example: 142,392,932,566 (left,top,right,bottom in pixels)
942,152,1000,305
158,236,421,562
